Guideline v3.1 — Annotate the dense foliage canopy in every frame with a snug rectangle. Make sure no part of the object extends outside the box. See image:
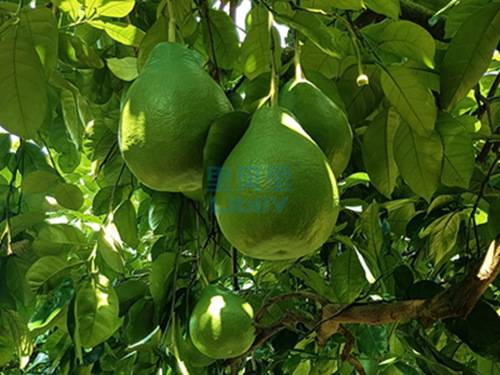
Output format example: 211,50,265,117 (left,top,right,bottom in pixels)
1,0,500,374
